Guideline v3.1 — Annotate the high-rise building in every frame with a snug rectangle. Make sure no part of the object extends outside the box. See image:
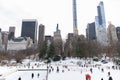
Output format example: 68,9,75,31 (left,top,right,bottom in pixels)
64,33,74,57
38,24,45,48
1,31,9,51
21,19,38,44
95,1,108,45
73,0,78,35
97,1,106,28
8,27,15,40
0,29,4,51
53,24,63,55
86,22,96,40
116,27,120,41
107,23,118,44
53,24,62,41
